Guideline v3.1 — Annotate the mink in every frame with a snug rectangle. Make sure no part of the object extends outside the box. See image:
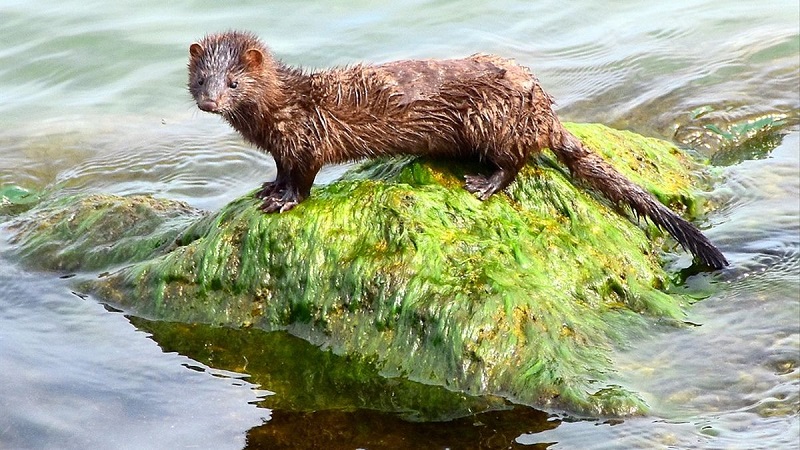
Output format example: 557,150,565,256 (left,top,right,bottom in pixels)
188,31,728,269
